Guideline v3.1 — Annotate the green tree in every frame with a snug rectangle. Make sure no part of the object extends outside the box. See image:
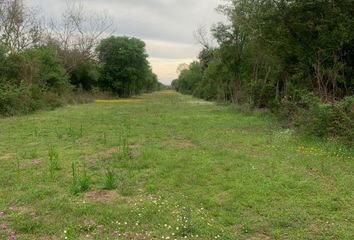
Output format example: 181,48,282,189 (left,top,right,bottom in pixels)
96,36,155,96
